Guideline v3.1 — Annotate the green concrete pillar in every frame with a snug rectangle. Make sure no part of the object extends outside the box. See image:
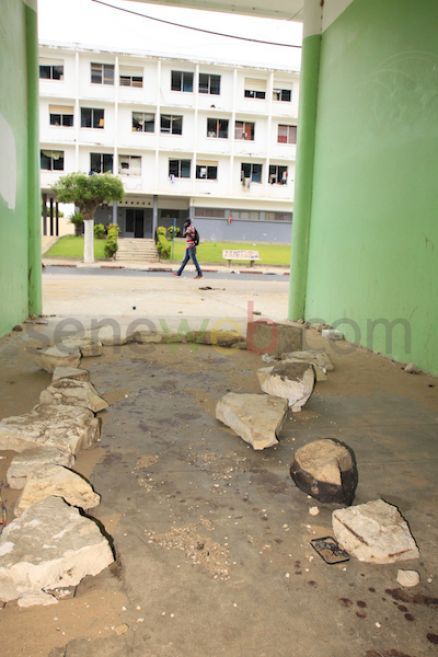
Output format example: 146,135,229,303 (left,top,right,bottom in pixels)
288,0,322,320
25,1,42,317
